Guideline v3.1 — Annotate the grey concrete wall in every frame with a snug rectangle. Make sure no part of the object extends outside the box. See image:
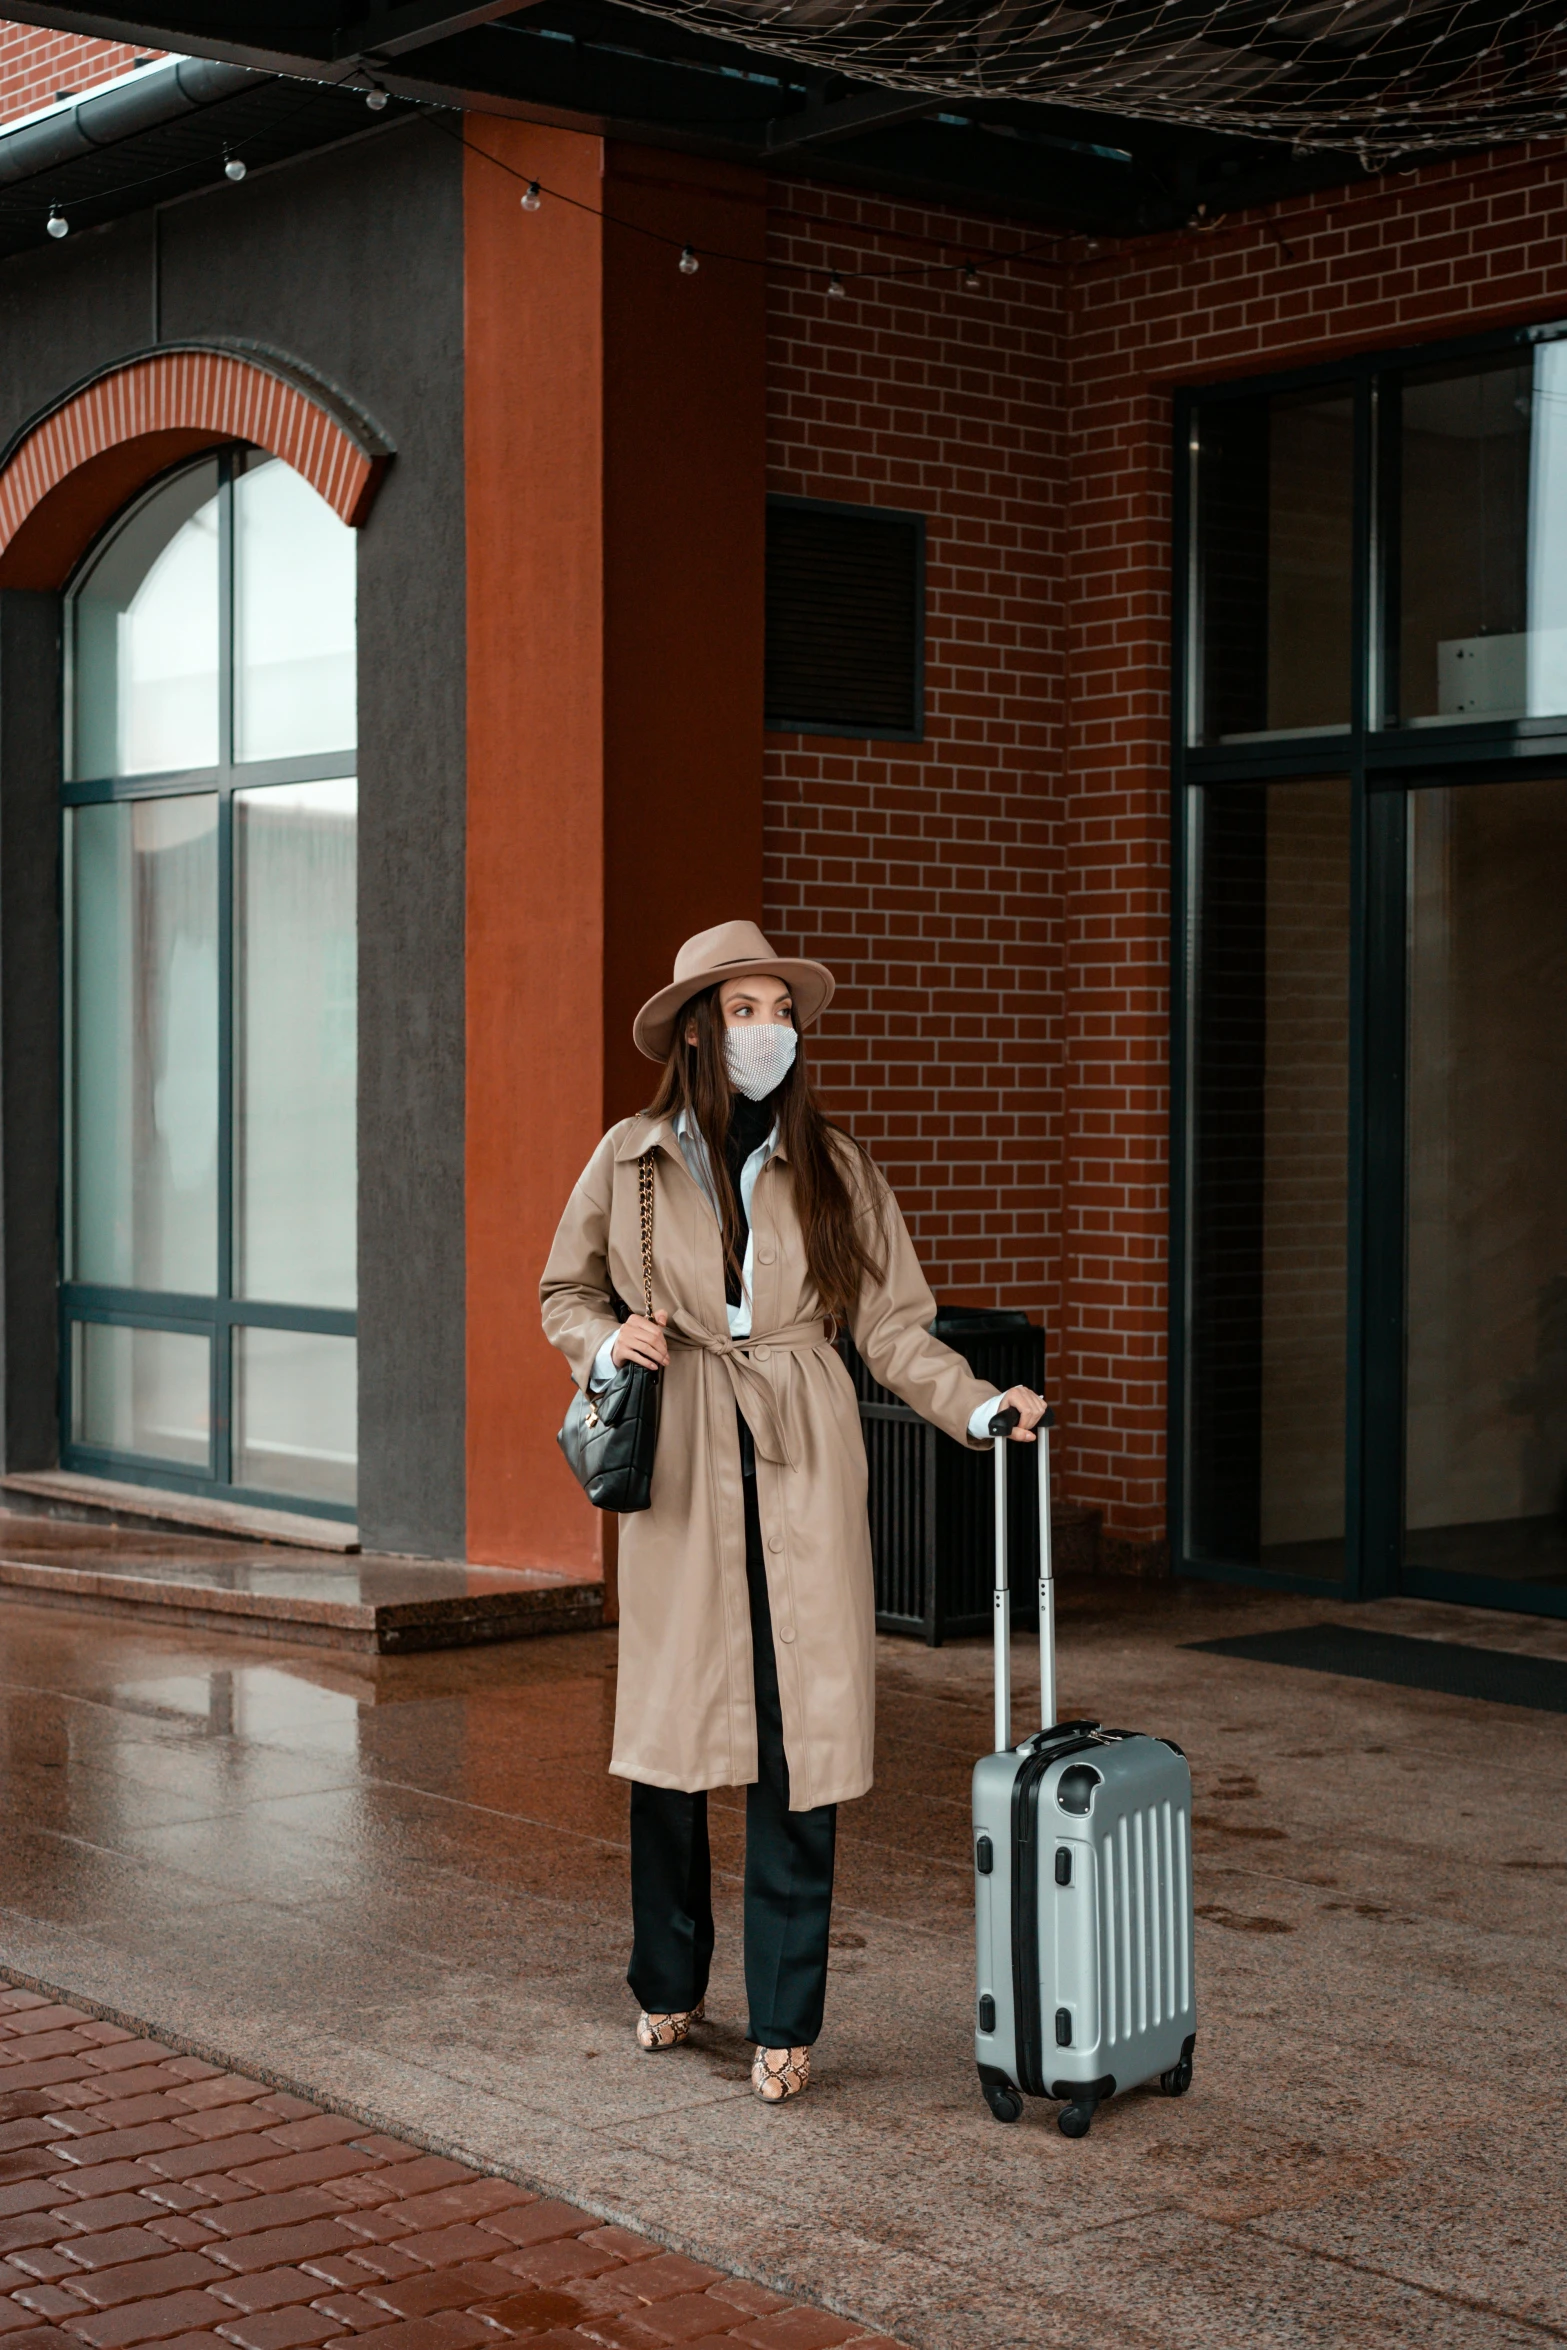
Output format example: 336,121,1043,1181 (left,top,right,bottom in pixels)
0,119,467,1556
0,592,62,1477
